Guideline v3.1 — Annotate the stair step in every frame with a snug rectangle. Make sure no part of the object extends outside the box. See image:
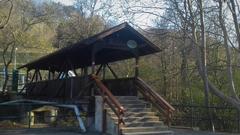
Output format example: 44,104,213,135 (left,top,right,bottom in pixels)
106,107,151,113
108,111,156,117
121,126,169,133
125,108,151,112
119,100,146,104
122,131,174,135
112,116,159,122
106,104,147,109
125,121,164,127
115,96,138,100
